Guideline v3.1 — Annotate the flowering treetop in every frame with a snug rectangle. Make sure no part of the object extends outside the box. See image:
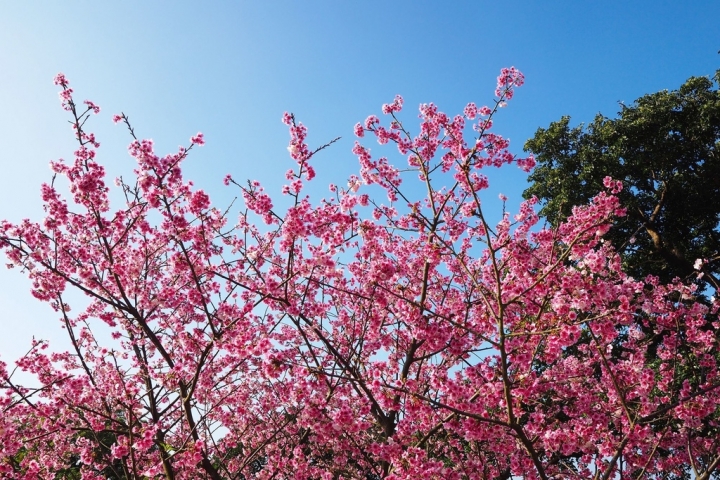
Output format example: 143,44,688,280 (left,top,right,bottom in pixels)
0,68,719,480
